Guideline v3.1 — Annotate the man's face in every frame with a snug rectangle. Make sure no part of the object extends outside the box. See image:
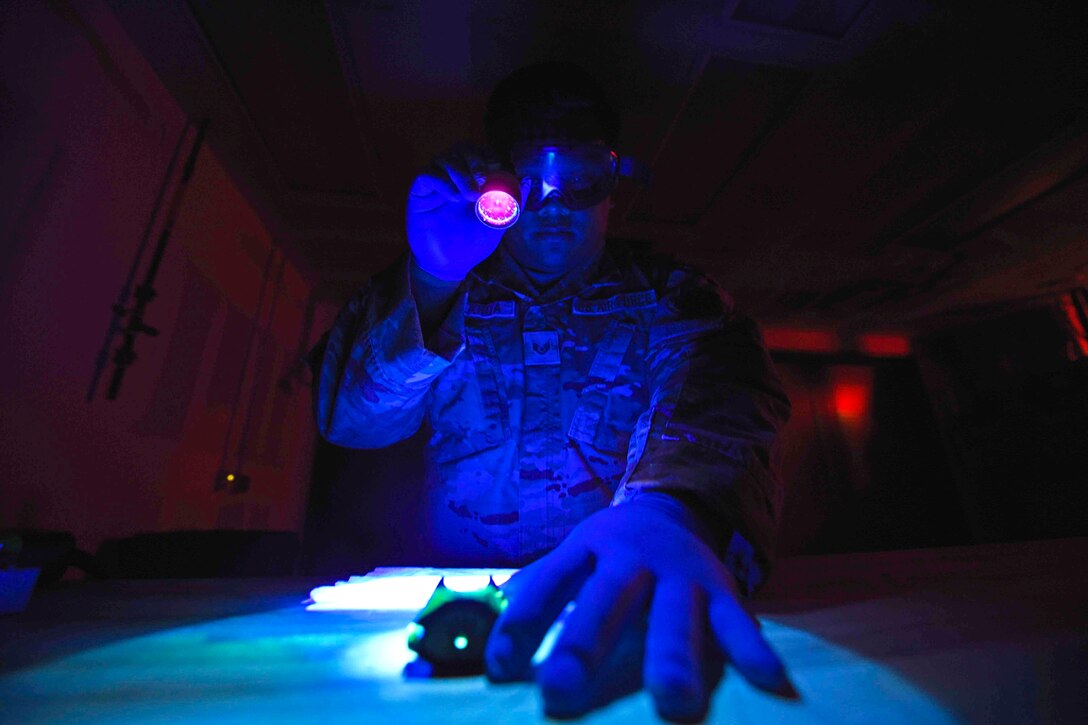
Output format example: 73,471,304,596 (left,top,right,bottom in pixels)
500,142,614,279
